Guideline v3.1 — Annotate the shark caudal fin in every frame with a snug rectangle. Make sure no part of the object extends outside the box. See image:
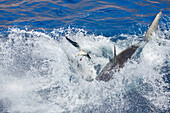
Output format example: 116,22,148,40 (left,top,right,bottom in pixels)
144,11,162,41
